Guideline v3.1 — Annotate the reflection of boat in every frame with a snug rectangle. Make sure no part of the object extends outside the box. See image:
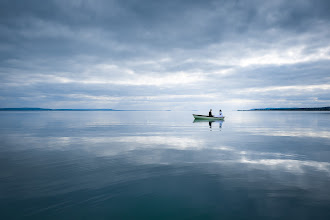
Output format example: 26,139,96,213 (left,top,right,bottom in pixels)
193,118,224,129
193,119,216,123
193,114,225,120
